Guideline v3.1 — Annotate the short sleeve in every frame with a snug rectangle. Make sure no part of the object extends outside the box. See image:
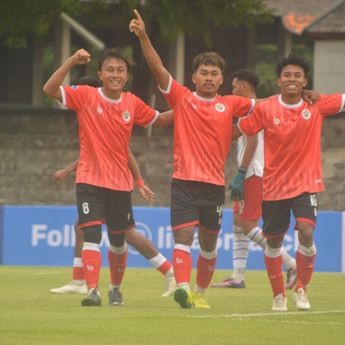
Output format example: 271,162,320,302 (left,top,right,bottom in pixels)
317,93,345,116
159,77,188,108
238,105,264,136
226,95,255,118
61,85,90,112
132,94,159,128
